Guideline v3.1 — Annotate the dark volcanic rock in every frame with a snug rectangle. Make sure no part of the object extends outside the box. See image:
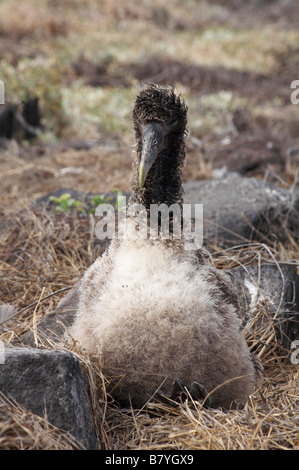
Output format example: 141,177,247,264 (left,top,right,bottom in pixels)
0,348,98,449
228,263,299,350
0,104,16,139
183,175,299,248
